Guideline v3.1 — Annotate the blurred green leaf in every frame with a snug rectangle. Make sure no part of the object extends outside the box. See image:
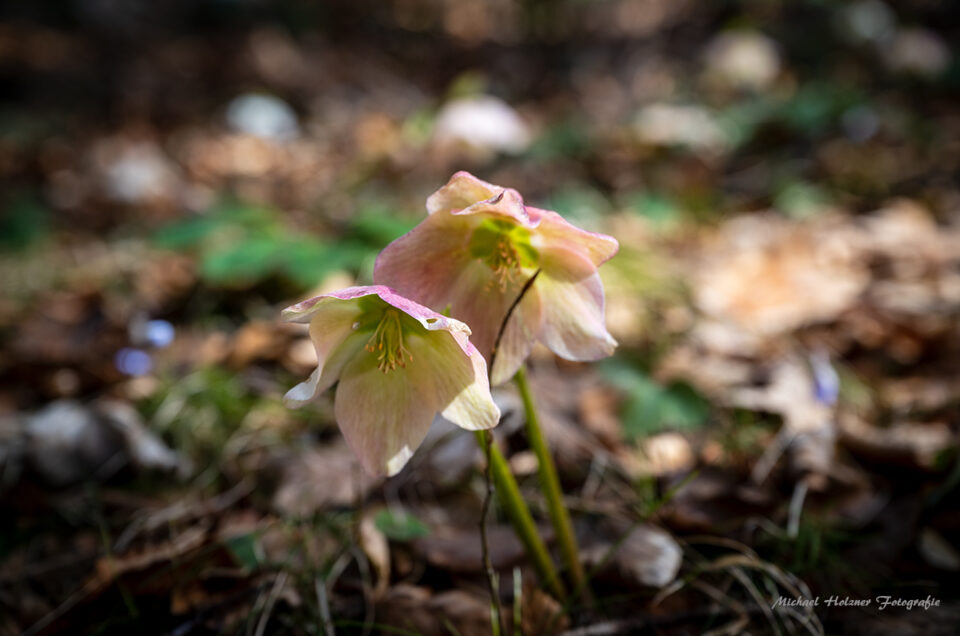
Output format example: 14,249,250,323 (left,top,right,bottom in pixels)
374,509,430,541
602,360,709,440
281,238,373,288
718,97,779,148
529,119,591,159
140,366,260,466
350,209,417,246
225,533,262,571
781,83,861,133
153,215,225,249
153,200,382,289
401,108,436,145
0,196,49,250
200,236,283,284
544,185,610,224
153,202,277,249
625,192,683,228
775,180,833,219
